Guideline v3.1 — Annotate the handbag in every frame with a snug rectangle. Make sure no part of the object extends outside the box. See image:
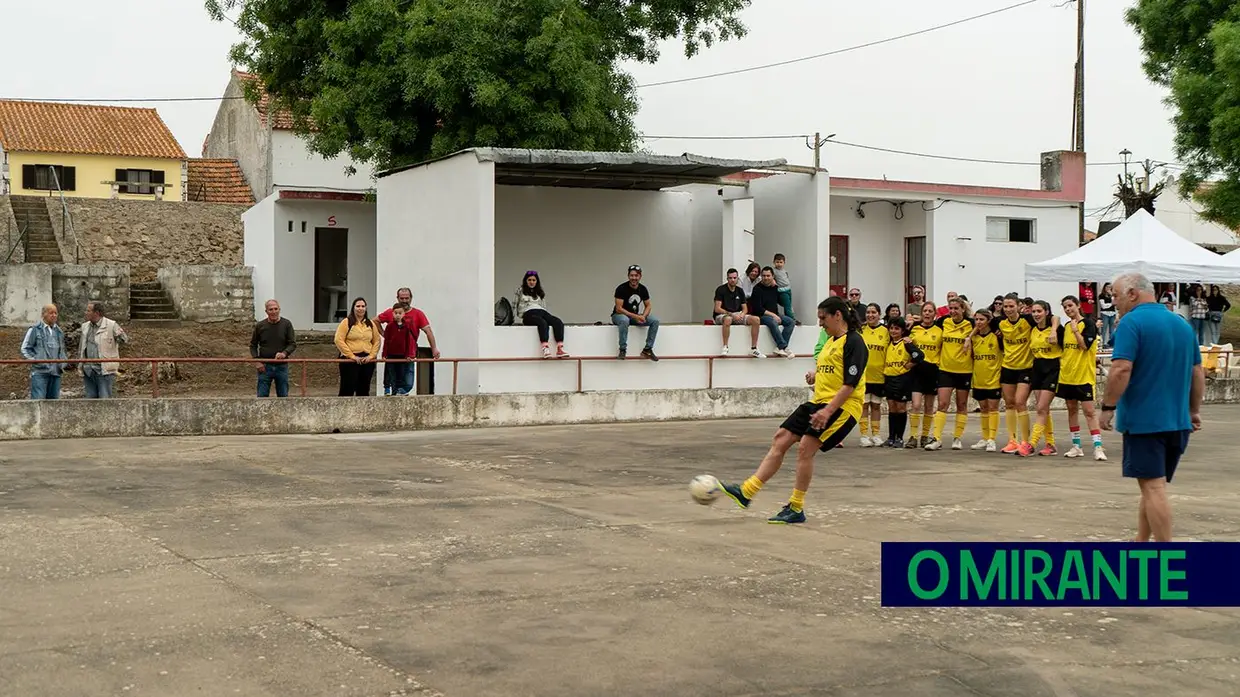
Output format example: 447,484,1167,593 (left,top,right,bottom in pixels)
1210,310,1224,323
